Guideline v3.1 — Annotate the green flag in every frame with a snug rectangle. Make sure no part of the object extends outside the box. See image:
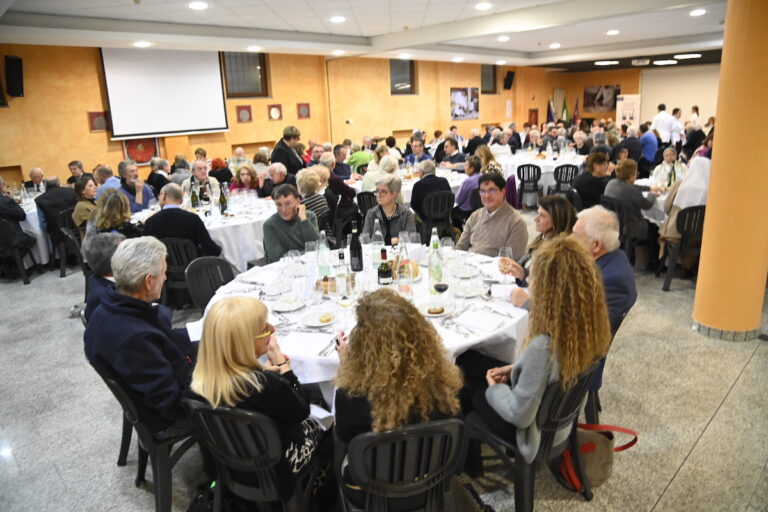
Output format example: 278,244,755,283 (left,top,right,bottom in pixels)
561,96,570,122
